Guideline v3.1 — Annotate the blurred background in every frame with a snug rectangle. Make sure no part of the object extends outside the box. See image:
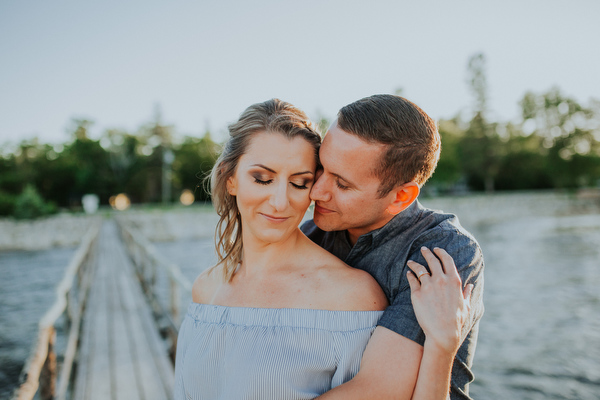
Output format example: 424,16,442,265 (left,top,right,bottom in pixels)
1,1,599,399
